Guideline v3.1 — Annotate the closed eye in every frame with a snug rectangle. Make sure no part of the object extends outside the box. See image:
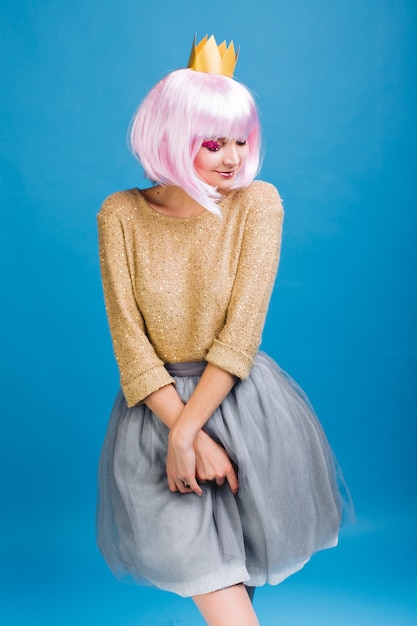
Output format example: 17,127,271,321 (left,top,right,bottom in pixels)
202,140,221,151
